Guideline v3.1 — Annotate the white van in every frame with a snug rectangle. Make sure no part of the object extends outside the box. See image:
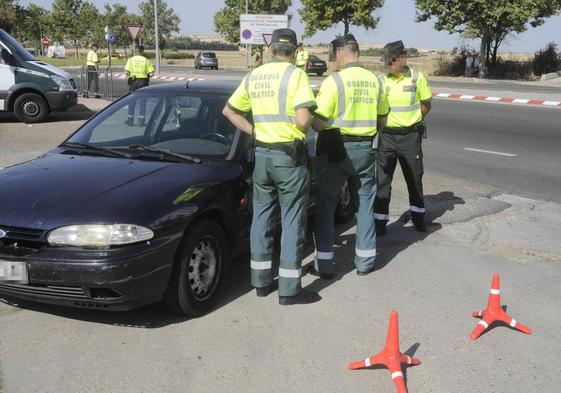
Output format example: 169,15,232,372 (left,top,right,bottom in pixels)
0,29,77,123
